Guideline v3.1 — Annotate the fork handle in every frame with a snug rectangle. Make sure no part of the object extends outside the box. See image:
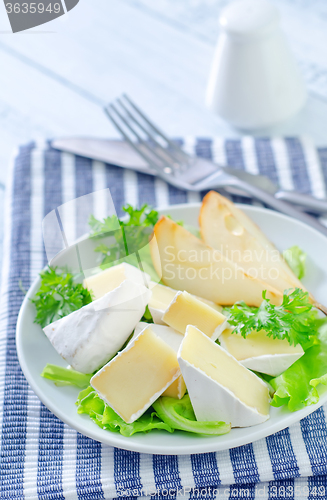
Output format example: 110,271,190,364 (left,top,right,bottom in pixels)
275,190,327,214
216,178,327,237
